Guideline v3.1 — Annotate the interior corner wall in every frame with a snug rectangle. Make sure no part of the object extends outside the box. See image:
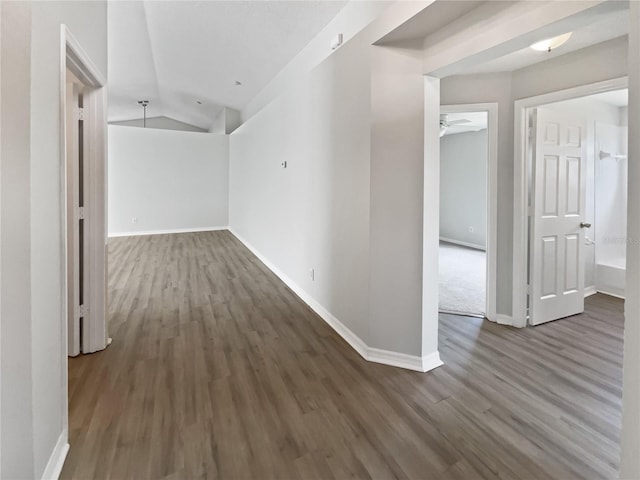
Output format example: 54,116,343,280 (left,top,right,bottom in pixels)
439,130,488,249
369,45,426,356
108,126,229,235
